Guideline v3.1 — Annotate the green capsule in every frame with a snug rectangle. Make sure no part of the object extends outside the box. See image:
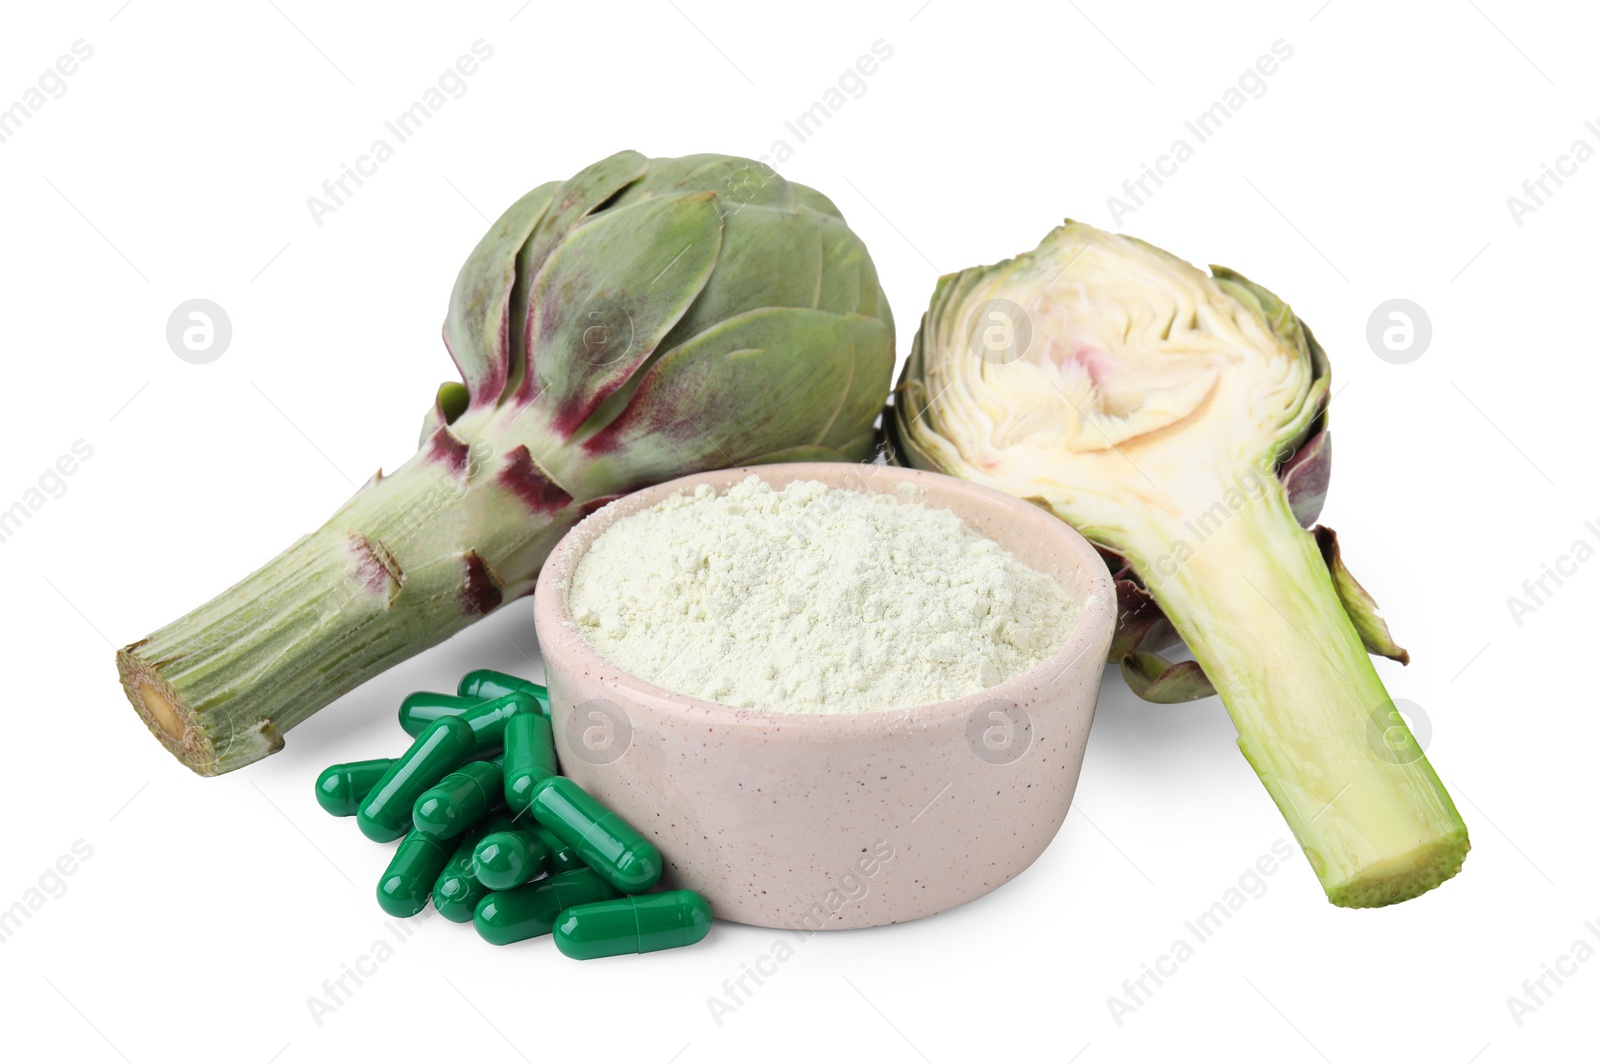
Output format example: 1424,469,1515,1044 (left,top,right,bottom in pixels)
473,868,620,945
314,758,396,817
534,824,583,873
458,693,536,749
377,828,455,918
503,714,559,813
357,716,477,843
474,827,550,890
413,760,502,839
433,814,517,922
530,777,662,894
458,669,550,713
553,891,713,959
399,690,536,751
398,691,485,737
